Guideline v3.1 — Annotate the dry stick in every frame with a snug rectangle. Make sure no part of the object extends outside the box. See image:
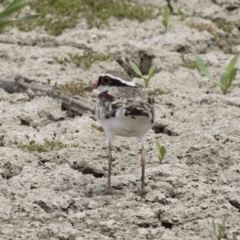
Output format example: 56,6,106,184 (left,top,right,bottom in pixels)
0,76,95,115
